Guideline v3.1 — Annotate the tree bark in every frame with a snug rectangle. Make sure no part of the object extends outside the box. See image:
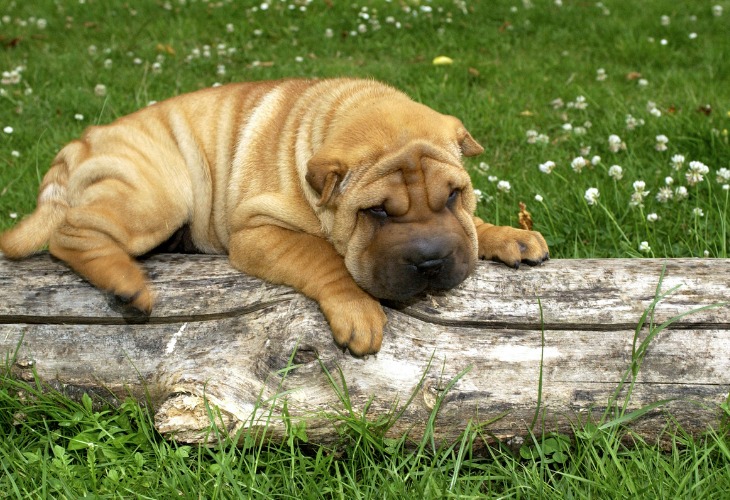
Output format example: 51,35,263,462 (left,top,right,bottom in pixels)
1,253,728,449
